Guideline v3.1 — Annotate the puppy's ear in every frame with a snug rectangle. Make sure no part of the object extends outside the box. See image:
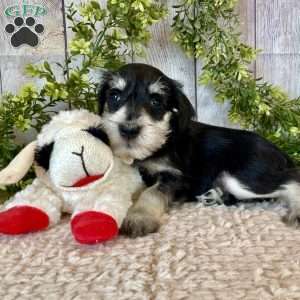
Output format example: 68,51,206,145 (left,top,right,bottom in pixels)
171,80,196,133
98,71,112,115
35,142,54,171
